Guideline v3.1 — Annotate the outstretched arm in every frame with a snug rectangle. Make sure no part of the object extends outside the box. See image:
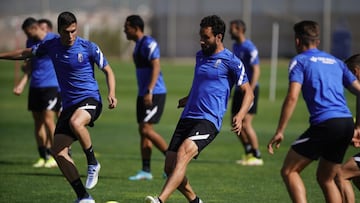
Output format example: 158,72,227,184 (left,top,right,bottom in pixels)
102,65,117,109
268,82,301,154
0,48,33,60
232,82,254,135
